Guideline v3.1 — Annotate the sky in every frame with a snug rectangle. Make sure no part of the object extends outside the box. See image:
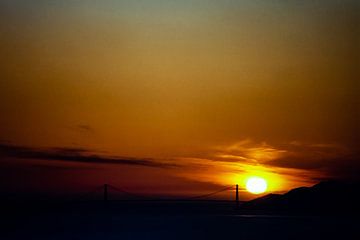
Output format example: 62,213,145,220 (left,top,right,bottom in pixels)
0,0,359,200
